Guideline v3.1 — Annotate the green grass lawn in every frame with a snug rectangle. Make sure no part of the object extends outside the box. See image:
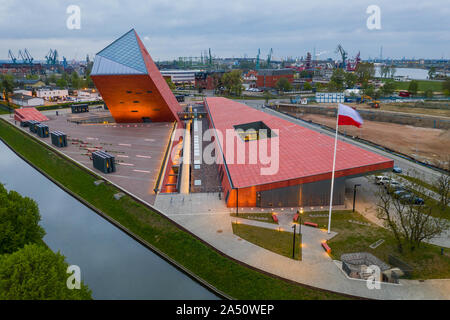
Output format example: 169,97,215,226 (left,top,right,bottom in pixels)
230,212,278,224
0,119,346,300
232,223,301,260
303,210,450,280
389,80,444,92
